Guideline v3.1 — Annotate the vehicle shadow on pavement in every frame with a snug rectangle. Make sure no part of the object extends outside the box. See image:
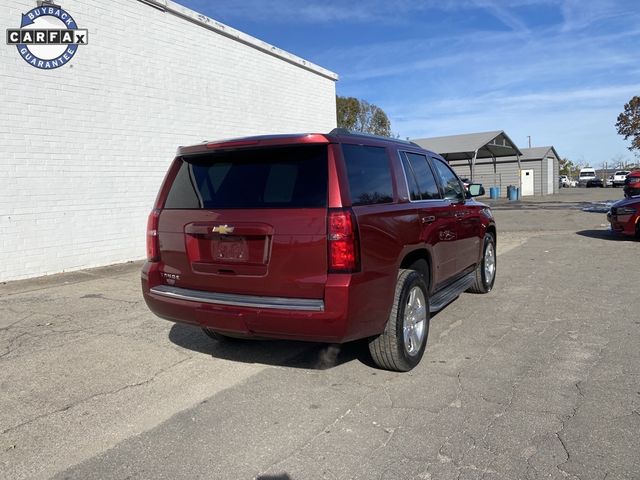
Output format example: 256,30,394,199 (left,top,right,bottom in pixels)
168,323,375,370
576,230,635,241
